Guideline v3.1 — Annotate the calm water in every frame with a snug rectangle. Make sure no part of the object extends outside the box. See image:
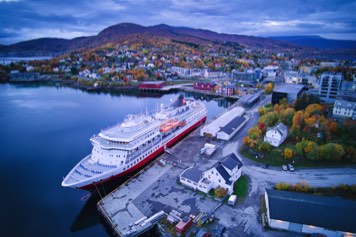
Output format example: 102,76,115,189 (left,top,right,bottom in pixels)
0,56,52,65
0,83,232,237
